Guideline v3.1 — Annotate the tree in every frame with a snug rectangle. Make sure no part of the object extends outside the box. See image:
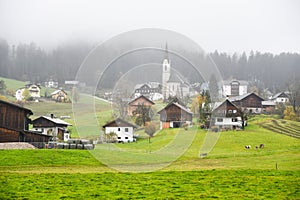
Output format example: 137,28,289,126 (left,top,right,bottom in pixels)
145,123,156,143
22,89,31,101
133,103,153,126
284,107,297,121
0,80,6,95
287,77,300,116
